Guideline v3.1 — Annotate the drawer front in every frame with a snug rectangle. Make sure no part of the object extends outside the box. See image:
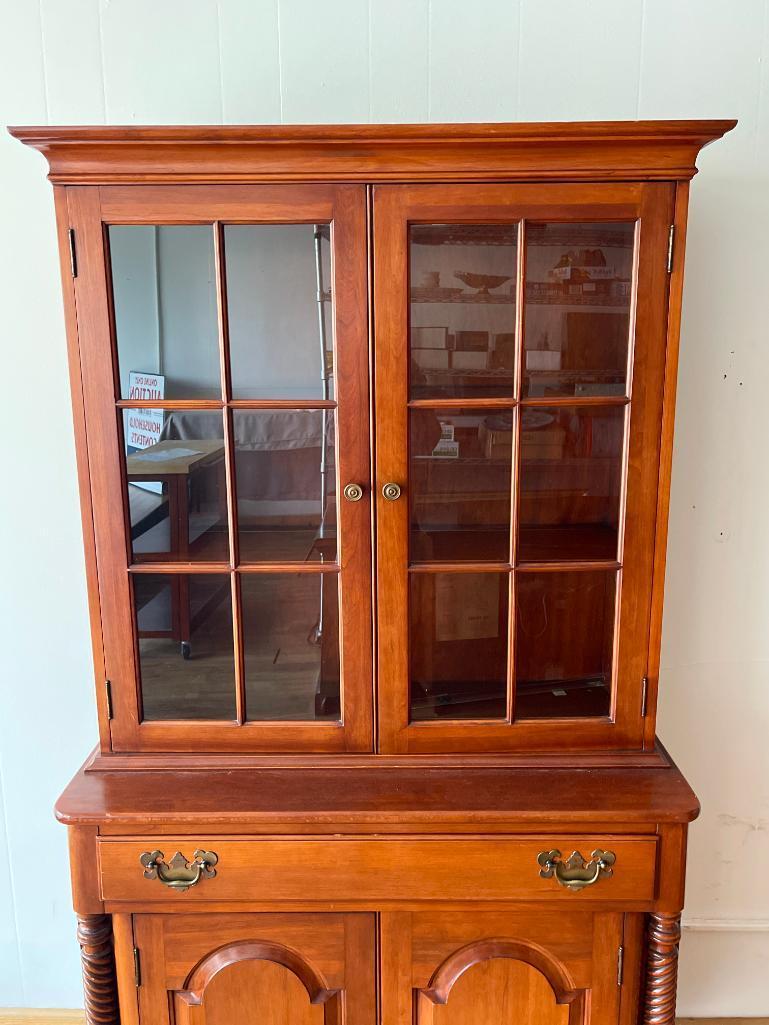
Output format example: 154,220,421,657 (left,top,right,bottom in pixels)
99,835,657,903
